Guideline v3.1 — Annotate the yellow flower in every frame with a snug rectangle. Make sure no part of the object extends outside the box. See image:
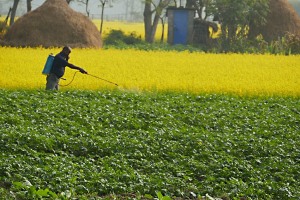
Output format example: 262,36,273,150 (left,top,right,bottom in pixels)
0,47,299,96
